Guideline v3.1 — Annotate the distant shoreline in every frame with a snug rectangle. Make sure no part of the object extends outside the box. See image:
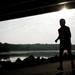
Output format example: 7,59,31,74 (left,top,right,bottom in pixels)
0,43,75,52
